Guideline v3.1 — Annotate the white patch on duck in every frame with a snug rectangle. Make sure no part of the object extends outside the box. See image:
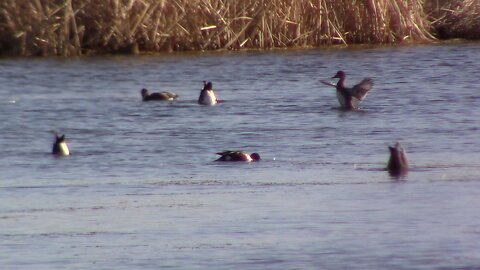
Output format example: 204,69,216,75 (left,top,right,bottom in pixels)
199,89,217,105
165,96,176,101
57,141,70,156
198,81,218,106
52,134,70,156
